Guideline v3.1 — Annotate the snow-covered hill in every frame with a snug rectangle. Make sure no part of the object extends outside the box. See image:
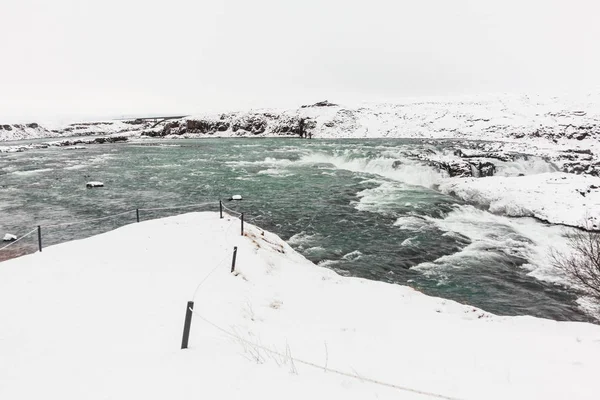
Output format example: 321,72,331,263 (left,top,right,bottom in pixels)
6,94,598,171
1,212,599,400
0,120,150,142
3,94,600,144
141,95,600,146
